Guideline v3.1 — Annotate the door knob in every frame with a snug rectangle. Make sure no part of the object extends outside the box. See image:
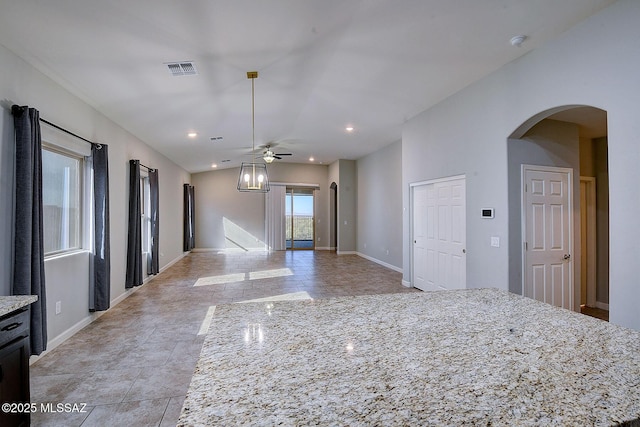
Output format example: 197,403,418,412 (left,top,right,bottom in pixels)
563,254,571,260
